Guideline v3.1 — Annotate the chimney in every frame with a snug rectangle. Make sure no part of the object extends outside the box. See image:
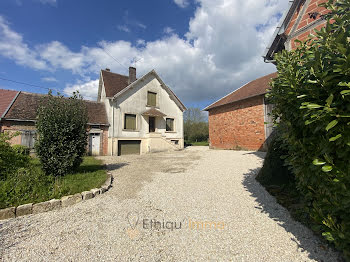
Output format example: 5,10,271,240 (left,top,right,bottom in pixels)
105,68,110,72
129,67,136,84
